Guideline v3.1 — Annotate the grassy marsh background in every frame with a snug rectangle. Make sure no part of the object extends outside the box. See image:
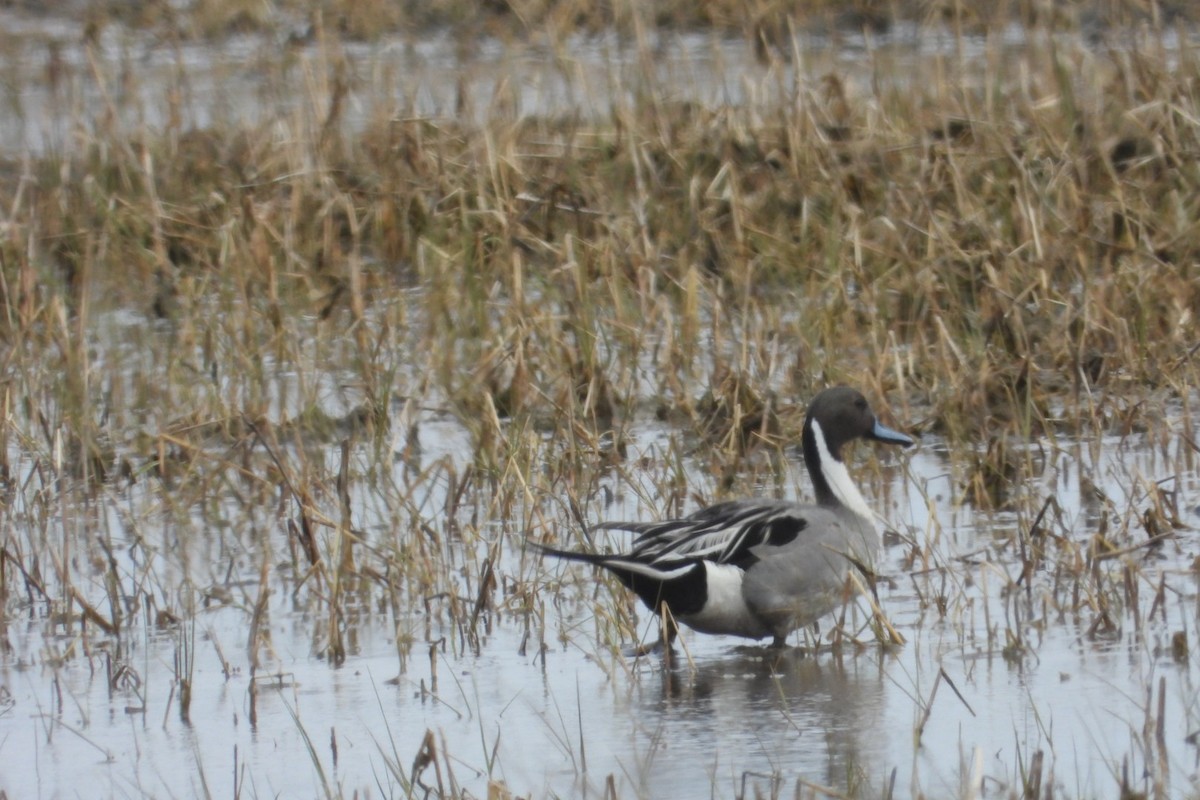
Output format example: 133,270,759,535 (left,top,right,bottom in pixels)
0,2,1199,798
